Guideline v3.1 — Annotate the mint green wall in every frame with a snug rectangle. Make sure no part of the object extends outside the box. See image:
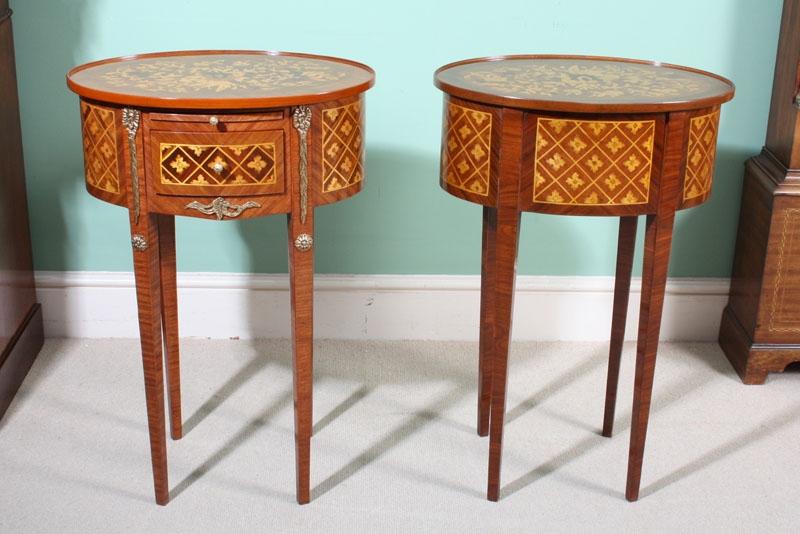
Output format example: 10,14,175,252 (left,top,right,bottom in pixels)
11,0,781,276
